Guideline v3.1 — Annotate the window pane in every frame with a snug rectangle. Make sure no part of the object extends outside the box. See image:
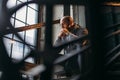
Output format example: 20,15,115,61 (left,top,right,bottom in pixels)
5,34,12,38
14,20,25,41
53,5,63,43
19,0,27,2
15,19,25,28
71,5,86,28
26,29,36,45
25,57,34,63
28,4,38,10
14,31,25,42
7,0,38,63
24,46,34,63
16,6,27,22
53,5,63,20
3,38,12,56
12,42,23,60
27,7,38,24
24,45,30,57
